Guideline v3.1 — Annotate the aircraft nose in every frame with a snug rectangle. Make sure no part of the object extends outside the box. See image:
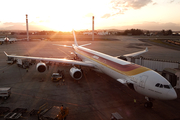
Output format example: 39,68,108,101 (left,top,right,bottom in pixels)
167,89,177,100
